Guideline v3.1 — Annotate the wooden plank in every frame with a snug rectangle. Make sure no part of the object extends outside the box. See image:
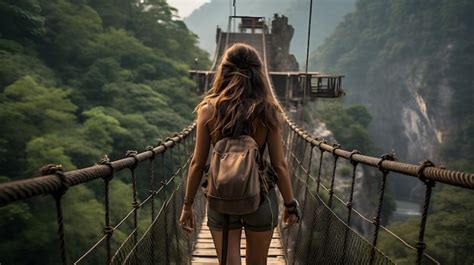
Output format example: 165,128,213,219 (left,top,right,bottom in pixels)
192,257,286,261
193,248,284,257
194,242,282,248
198,229,281,238
192,257,286,265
